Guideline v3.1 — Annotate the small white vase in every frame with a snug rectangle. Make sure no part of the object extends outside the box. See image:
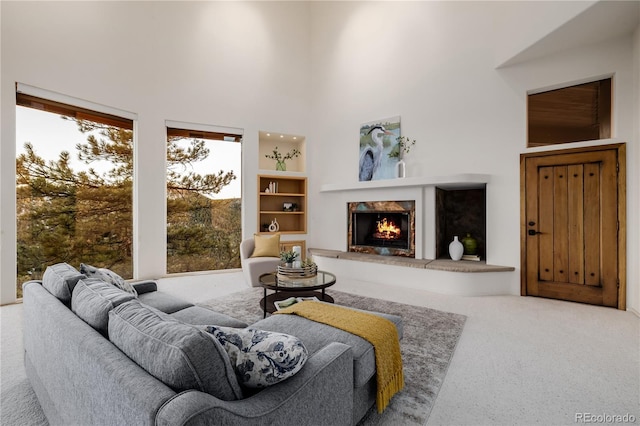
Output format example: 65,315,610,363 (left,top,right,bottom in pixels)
395,159,406,178
449,236,464,261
